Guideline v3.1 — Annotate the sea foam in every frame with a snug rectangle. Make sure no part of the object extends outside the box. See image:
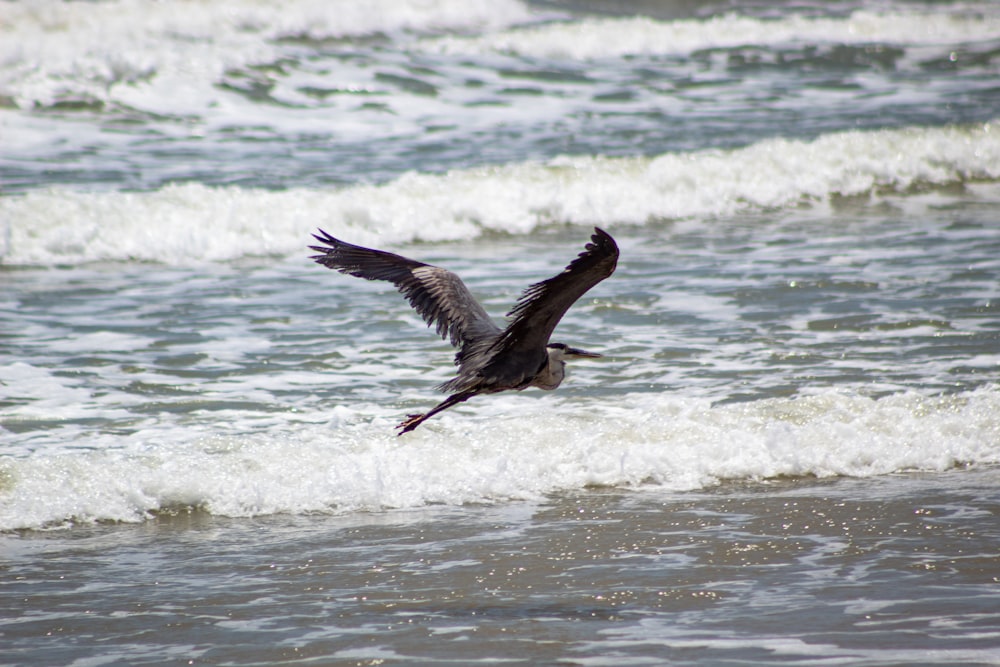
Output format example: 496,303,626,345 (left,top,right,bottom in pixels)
1,388,997,531
0,0,538,111
421,8,1000,60
4,3,997,114
1,121,997,266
